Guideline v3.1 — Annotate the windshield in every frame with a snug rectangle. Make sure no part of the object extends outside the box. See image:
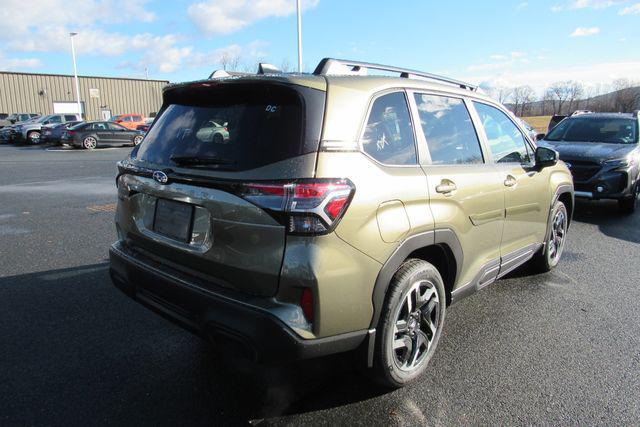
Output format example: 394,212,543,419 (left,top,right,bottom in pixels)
546,117,638,144
133,82,325,171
